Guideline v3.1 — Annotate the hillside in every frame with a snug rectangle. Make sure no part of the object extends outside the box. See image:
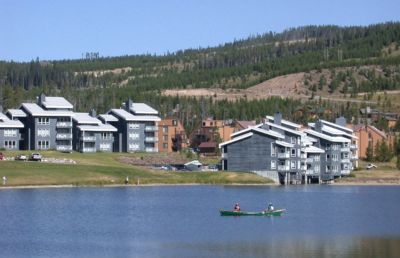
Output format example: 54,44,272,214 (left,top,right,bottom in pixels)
1,22,400,131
